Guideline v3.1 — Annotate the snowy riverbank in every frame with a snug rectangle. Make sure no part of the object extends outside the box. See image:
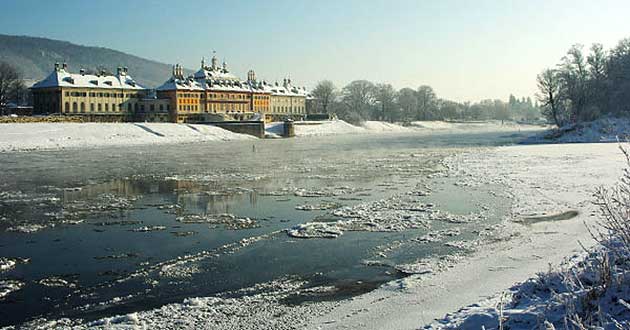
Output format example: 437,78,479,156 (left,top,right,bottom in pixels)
0,122,255,152
0,120,544,153
524,116,630,144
